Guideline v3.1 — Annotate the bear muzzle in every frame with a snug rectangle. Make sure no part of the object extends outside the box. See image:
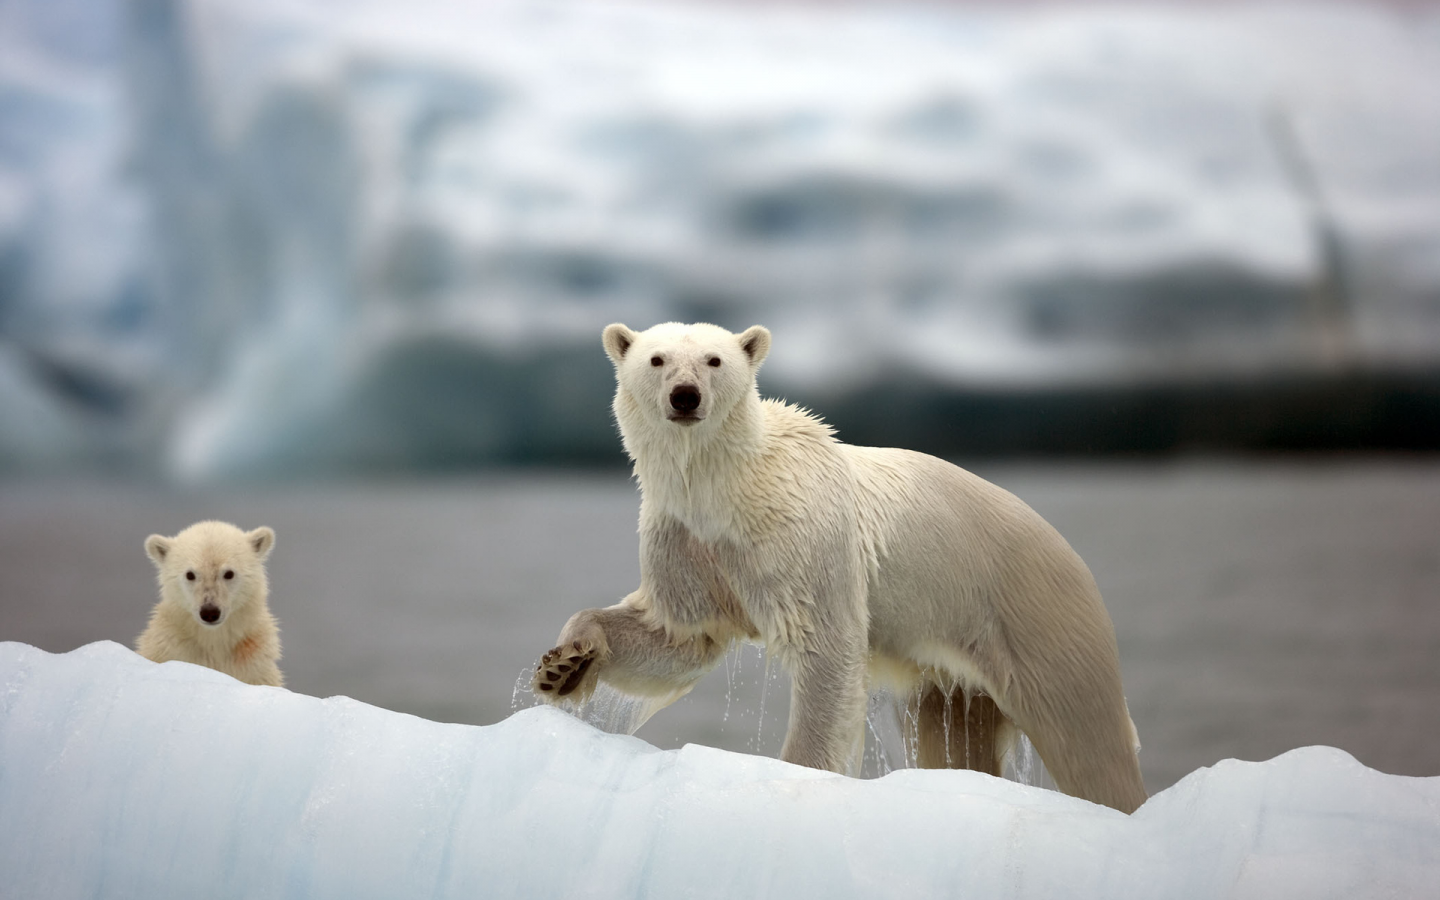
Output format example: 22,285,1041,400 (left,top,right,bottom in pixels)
668,384,703,423
199,602,223,625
